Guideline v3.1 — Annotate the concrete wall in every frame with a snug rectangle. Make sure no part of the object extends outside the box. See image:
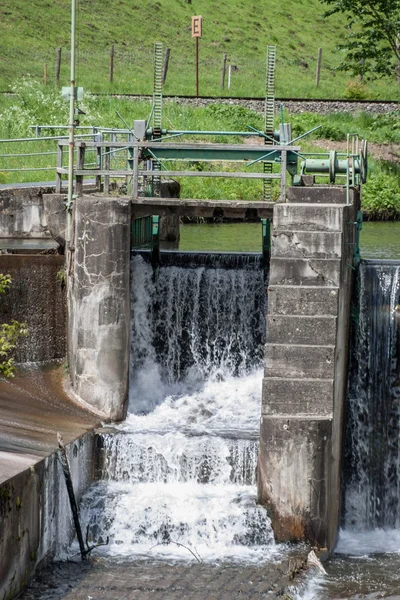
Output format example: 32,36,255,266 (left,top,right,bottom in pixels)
68,196,131,421
0,255,66,363
0,187,56,239
258,187,358,551
0,433,94,600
